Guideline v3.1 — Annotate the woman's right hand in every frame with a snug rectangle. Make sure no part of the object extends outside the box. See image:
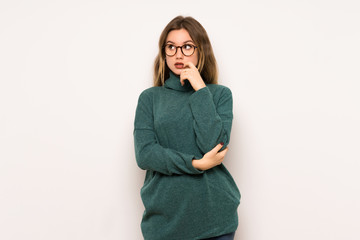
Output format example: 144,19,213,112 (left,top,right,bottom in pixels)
192,143,229,171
